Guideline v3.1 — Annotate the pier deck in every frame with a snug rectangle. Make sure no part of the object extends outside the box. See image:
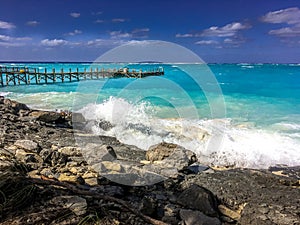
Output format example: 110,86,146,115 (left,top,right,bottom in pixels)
0,66,164,86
